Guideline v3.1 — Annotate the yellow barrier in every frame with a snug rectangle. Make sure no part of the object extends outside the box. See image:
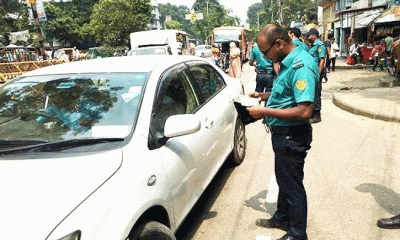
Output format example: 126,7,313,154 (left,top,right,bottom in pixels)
0,59,66,83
